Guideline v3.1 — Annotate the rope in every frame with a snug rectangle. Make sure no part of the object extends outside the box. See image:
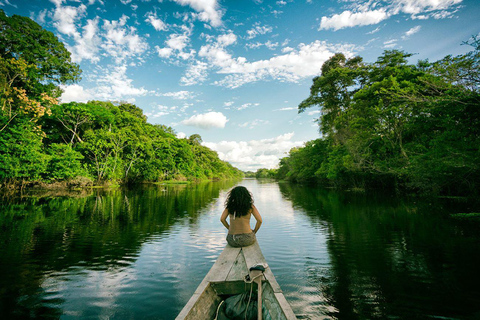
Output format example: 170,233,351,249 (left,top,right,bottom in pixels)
243,273,264,320
213,300,224,320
